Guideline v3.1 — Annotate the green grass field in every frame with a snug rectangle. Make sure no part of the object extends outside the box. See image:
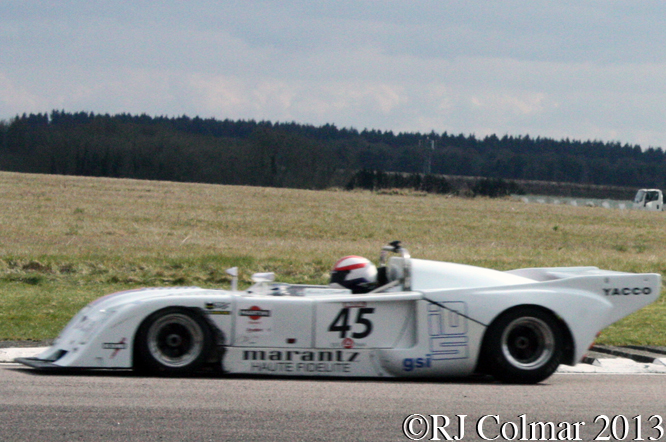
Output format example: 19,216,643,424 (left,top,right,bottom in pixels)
1,171,664,344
